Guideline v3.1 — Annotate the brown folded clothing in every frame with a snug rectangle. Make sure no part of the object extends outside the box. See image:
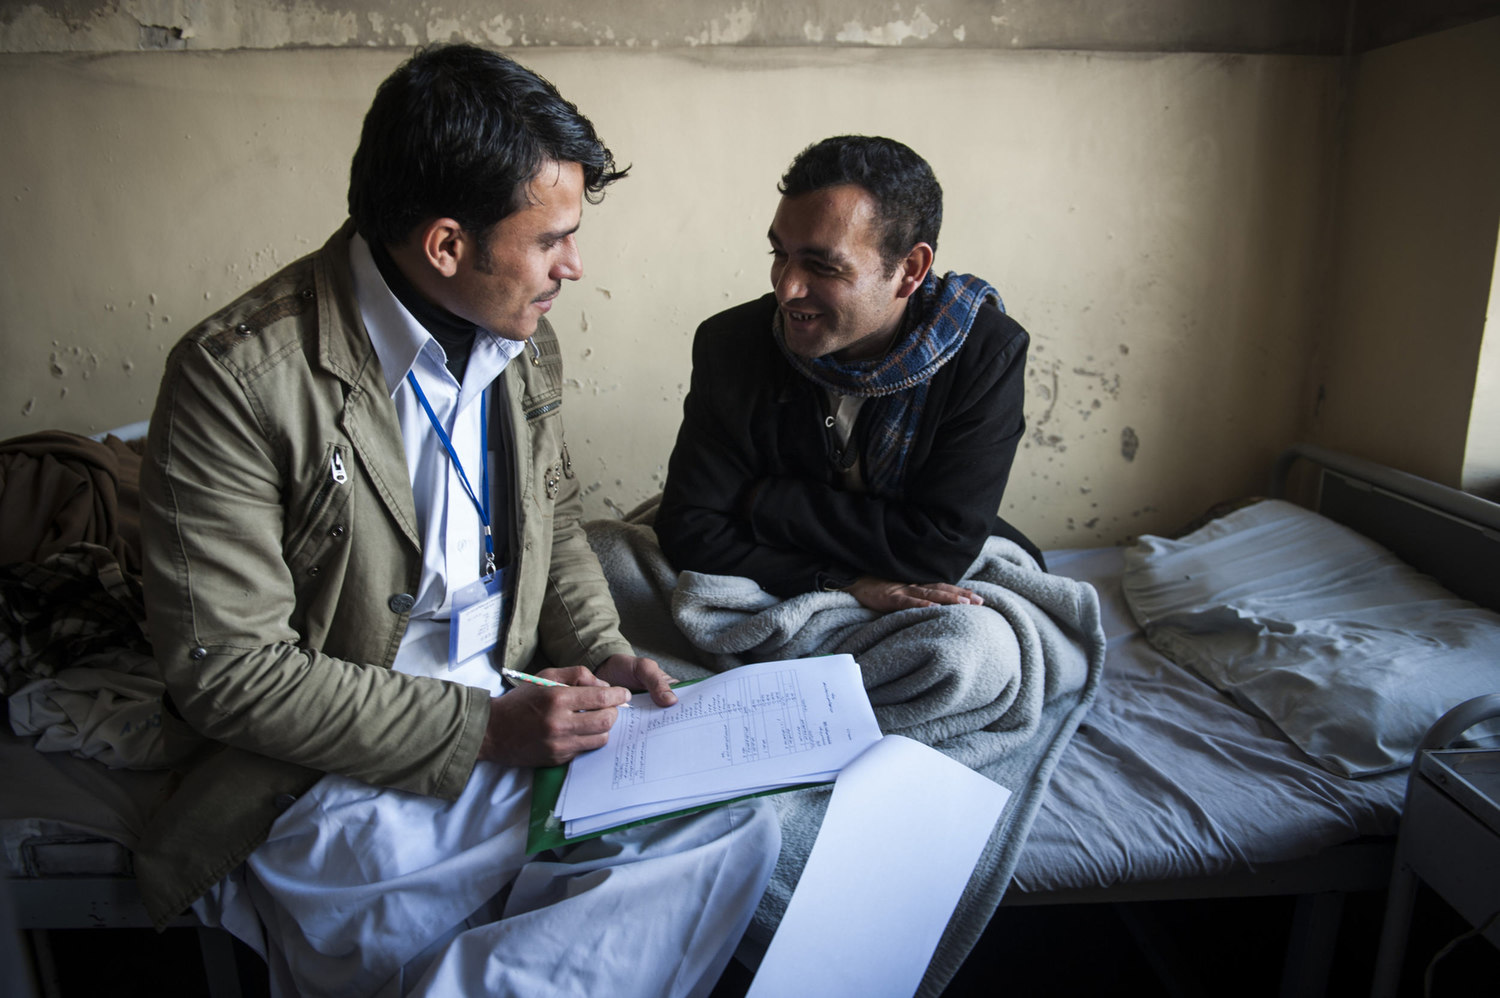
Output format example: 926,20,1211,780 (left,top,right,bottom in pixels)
0,430,143,575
